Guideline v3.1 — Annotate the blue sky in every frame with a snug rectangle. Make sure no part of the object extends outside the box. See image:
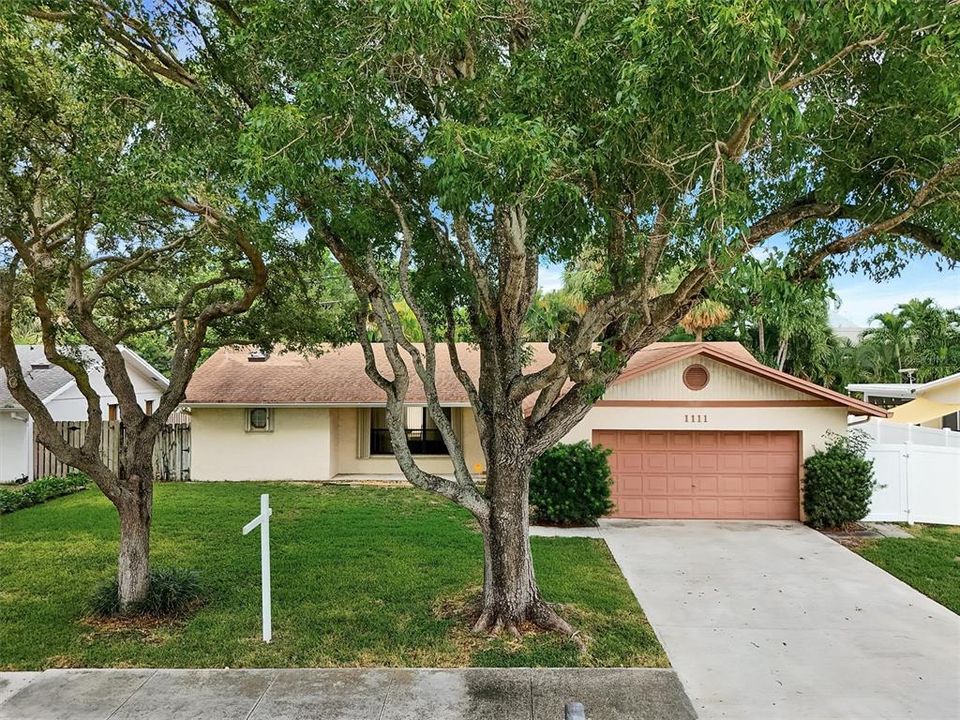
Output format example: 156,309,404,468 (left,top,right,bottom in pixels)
538,255,960,327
